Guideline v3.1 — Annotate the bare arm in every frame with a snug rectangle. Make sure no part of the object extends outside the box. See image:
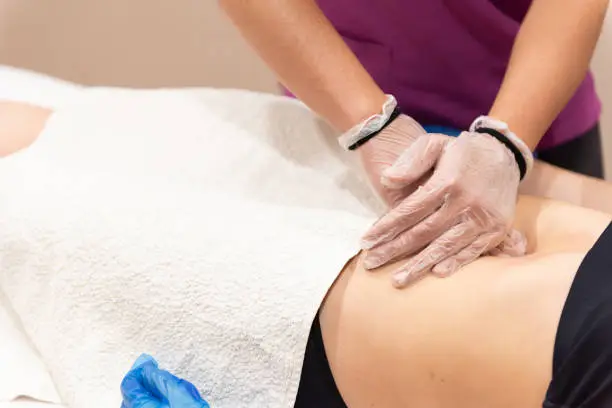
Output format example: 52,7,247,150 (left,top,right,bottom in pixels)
520,160,612,215
218,0,387,132
489,0,609,150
